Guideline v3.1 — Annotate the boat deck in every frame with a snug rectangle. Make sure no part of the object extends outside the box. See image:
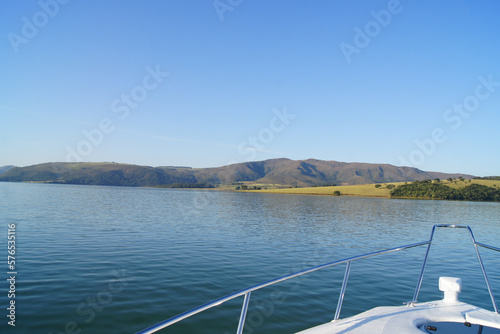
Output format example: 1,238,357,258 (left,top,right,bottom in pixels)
297,300,500,334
